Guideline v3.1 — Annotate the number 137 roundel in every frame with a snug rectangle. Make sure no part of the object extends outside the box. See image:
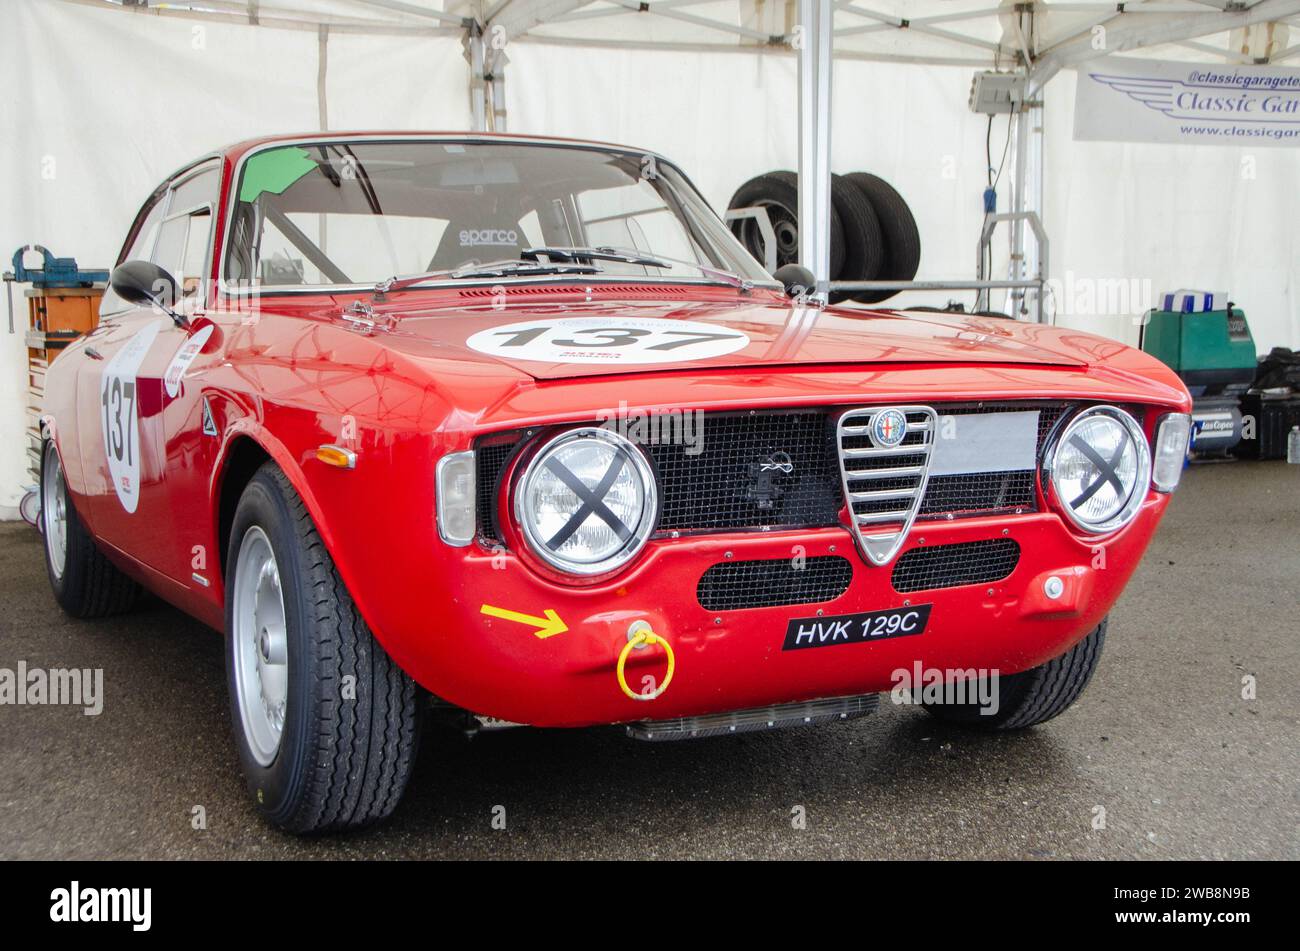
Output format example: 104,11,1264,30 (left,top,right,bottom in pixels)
466,316,750,365
100,320,164,514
